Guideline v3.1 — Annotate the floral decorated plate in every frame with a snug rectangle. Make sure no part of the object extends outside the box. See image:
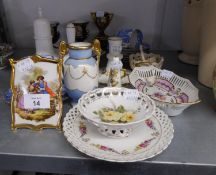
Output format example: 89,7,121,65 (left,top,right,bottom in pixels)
63,106,174,162
129,66,200,116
